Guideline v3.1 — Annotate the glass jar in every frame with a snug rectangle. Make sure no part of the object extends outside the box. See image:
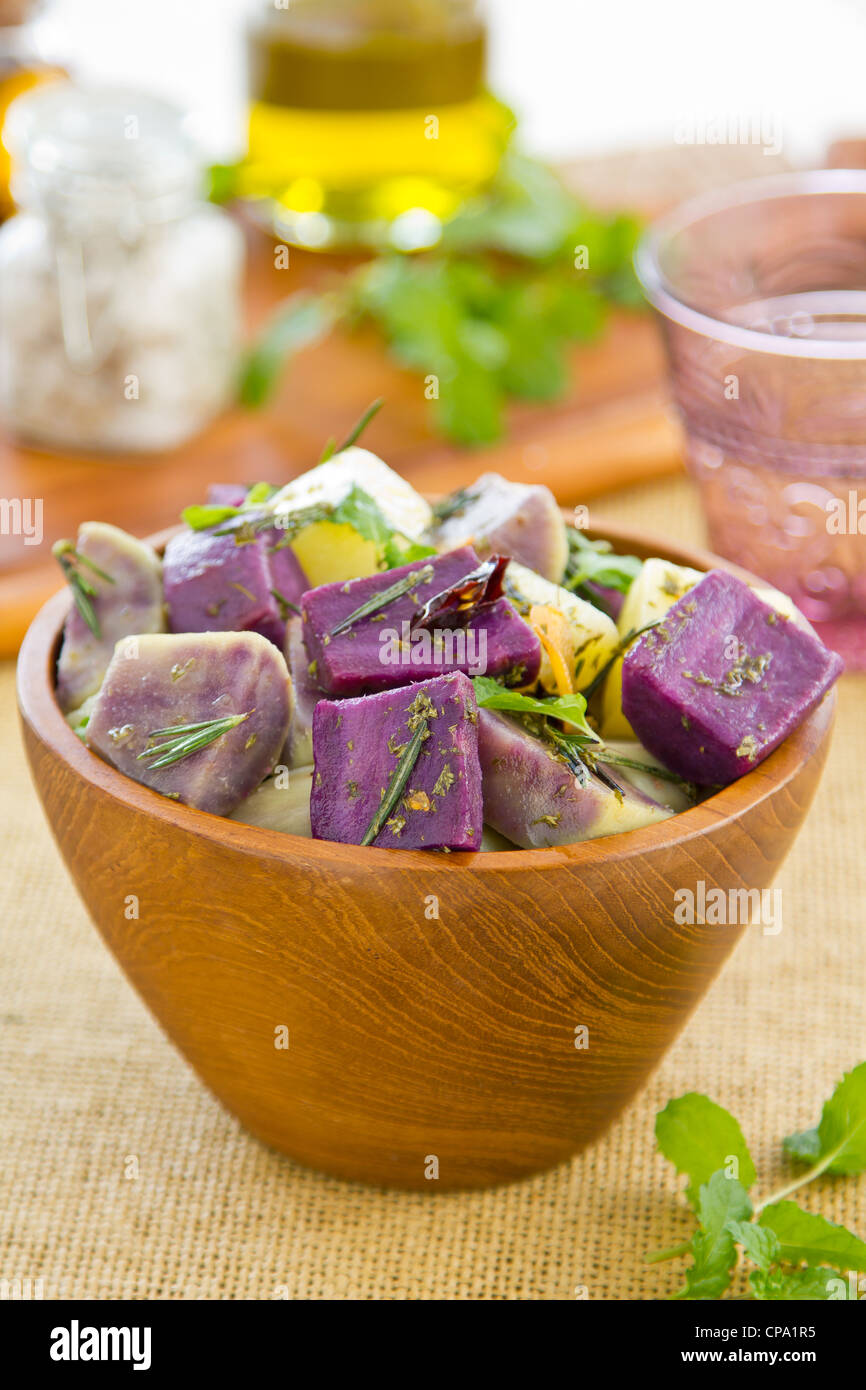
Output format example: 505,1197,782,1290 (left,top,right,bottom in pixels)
0,0,65,220
0,83,244,453
243,0,510,250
